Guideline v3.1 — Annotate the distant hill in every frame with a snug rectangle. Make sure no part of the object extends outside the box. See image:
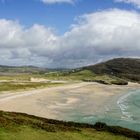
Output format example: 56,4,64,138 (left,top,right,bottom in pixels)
83,58,140,82
0,58,140,82
0,65,48,74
